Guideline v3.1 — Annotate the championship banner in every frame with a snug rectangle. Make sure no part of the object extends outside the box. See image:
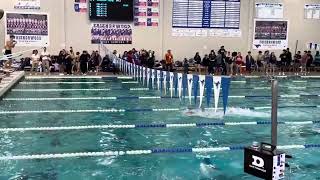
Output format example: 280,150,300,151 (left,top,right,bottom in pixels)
14,0,40,10
74,0,87,13
91,23,132,44
134,7,147,16
134,0,159,26
255,3,283,19
135,0,147,6
147,18,159,26
147,7,159,16
134,17,147,26
5,12,49,47
253,20,288,50
305,4,320,19
148,0,159,7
